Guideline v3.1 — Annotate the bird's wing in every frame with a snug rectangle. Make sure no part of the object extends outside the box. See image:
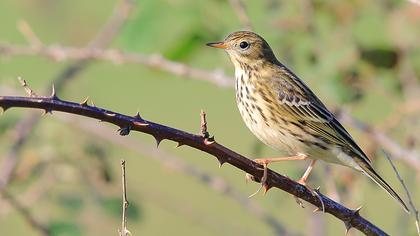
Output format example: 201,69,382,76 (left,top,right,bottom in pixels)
269,66,409,212
271,67,372,165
